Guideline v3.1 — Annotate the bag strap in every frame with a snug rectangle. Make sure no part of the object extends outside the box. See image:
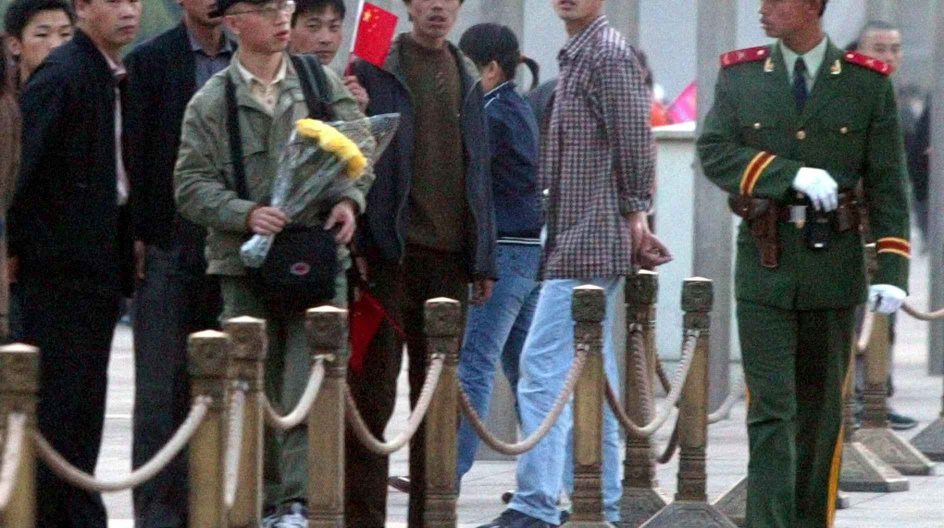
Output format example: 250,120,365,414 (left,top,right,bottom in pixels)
225,77,250,200
291,54,335,121
224,55,336,201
